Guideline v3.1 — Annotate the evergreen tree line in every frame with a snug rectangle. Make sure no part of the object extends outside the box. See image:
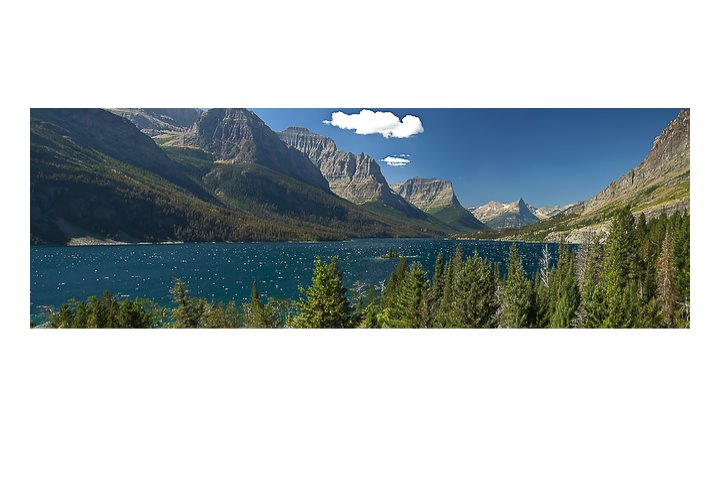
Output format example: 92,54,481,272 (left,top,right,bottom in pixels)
44,208,689,329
